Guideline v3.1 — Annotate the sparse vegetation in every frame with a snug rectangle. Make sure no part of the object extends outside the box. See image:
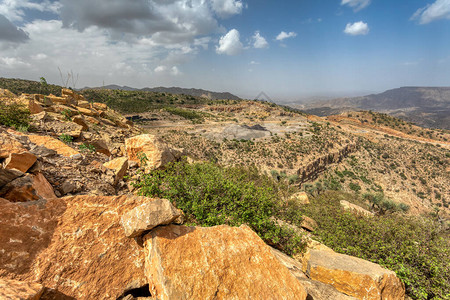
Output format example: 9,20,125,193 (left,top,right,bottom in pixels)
0,102,30,130
302,191,450,300
133,160,305,255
